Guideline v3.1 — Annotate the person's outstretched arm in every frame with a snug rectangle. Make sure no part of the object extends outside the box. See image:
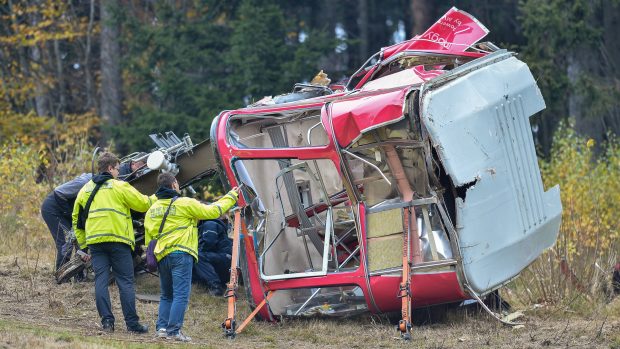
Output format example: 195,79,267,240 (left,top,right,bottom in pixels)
186,189,239,220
